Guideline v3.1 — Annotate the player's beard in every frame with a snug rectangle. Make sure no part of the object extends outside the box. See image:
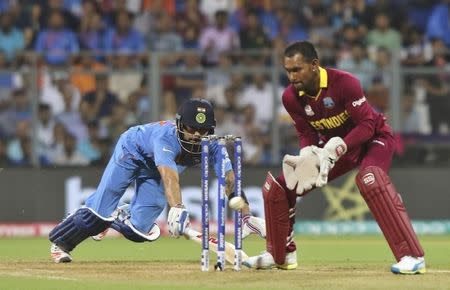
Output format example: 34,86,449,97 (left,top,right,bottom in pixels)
295,75,317,95
293,82,304,91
